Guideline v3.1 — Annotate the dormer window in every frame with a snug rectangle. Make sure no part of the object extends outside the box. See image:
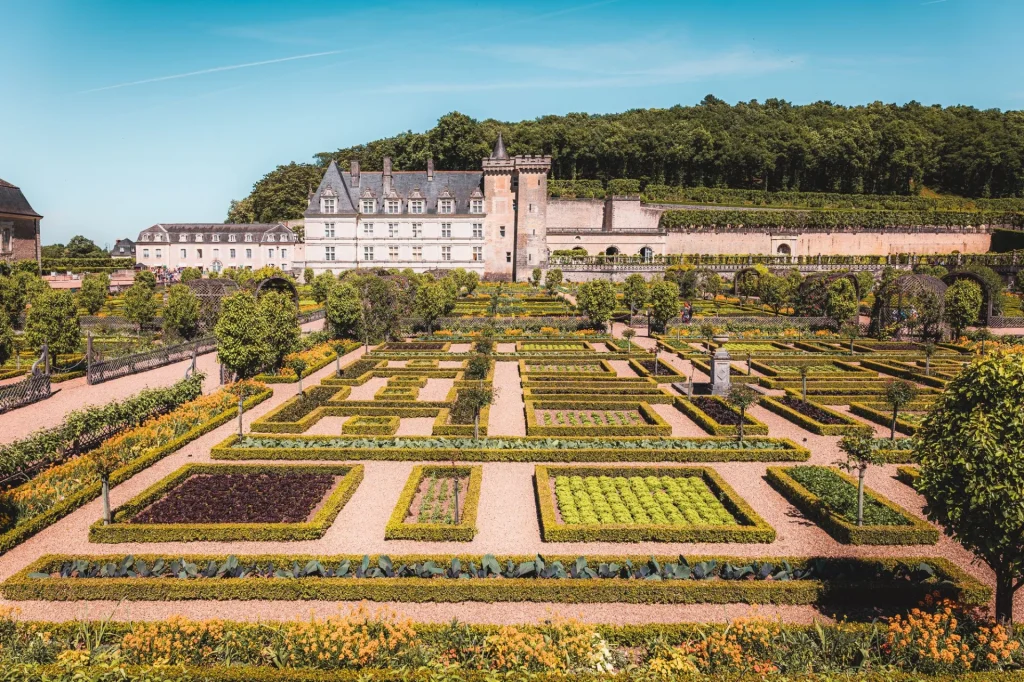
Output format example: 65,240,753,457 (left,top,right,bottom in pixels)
228,234,237,243
439,199,454,214
470,199,484,214
385,199,400,214
195,234,203,242
244,234,253,242
361,199,375,213
142,234,151,242
179,234,188,242
280,233,289,242
212,233,220,242
322,197,336,213
266,234,276,242
410,199,424,214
